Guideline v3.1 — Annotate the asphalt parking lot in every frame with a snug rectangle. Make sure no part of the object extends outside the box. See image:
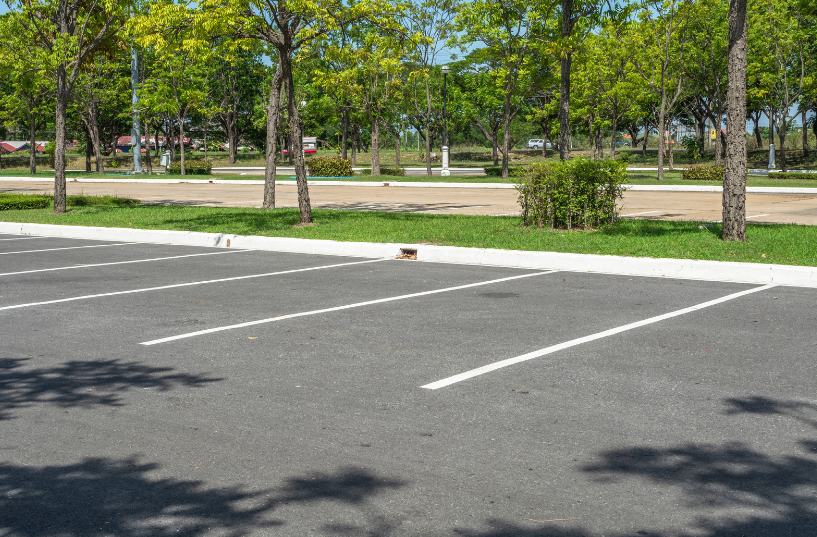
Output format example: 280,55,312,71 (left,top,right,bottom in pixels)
1,232,816,536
